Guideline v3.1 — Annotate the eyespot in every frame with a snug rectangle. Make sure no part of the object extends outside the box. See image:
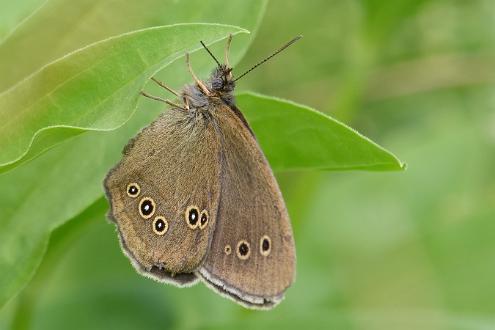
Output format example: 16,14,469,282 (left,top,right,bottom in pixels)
260,235,271,256
152,216,168,235
126,183,140,197
185,205,200,229
236,240,250,260
139,197,155,219
224,245,232,255
199,210,209,230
